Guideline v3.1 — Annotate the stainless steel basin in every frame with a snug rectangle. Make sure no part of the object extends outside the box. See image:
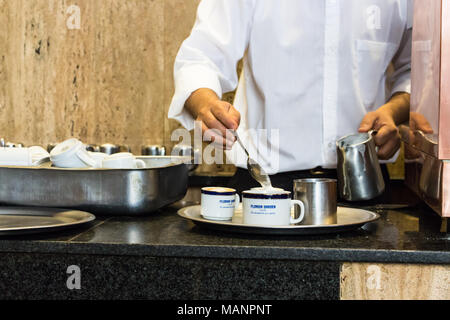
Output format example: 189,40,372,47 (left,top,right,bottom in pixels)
0,156,189,215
